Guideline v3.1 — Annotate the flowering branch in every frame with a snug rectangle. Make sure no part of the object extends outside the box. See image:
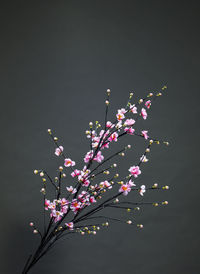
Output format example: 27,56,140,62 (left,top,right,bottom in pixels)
22,86,169,273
